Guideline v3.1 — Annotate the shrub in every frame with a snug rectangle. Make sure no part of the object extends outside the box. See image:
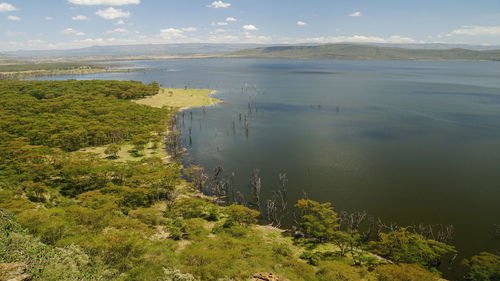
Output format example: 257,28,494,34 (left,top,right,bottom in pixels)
462,252,500,281
223,204,260,227
316,260,368,281
168,198,219,221
369,228,456,268
129,207,165,226
374,264,441,281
